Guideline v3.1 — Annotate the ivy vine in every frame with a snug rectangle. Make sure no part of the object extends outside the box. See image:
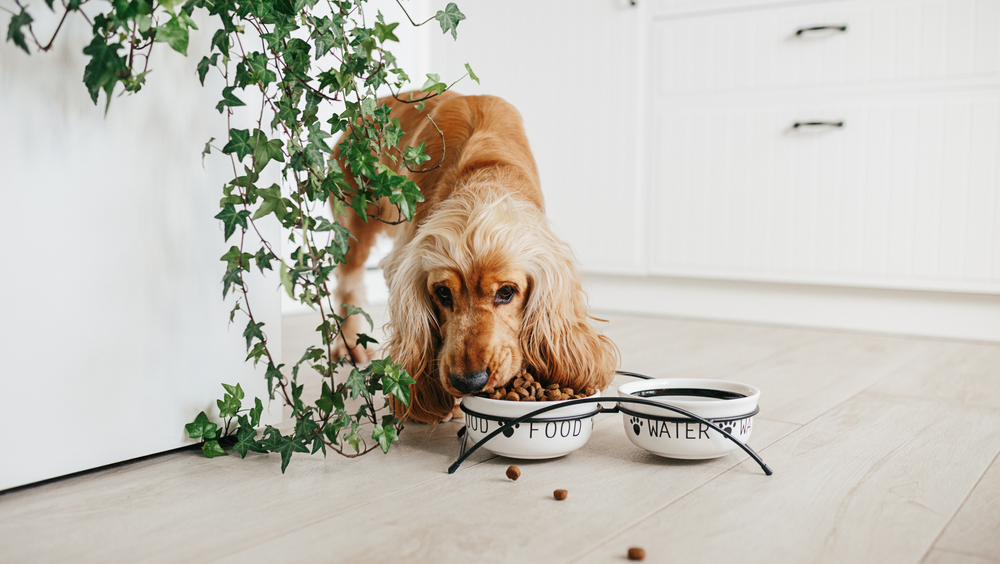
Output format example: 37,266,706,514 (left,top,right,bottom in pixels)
5,0,474,472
